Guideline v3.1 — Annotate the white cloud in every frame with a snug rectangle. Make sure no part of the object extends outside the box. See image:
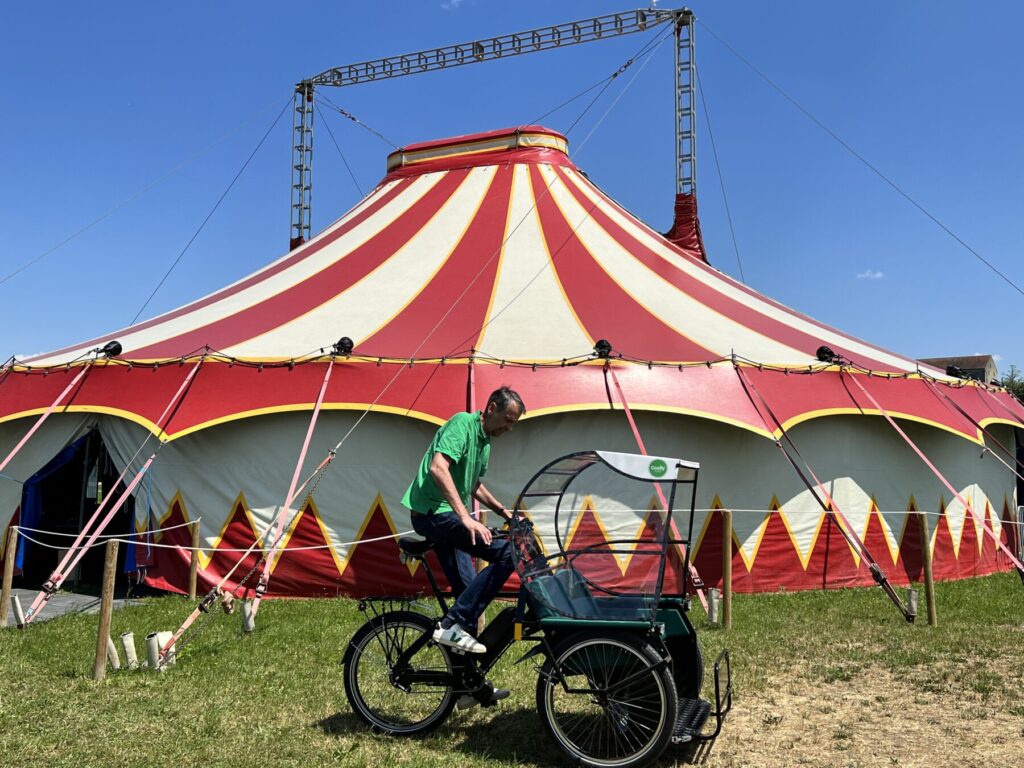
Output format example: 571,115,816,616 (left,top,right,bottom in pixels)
856,269,885,280
441,0,464,10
